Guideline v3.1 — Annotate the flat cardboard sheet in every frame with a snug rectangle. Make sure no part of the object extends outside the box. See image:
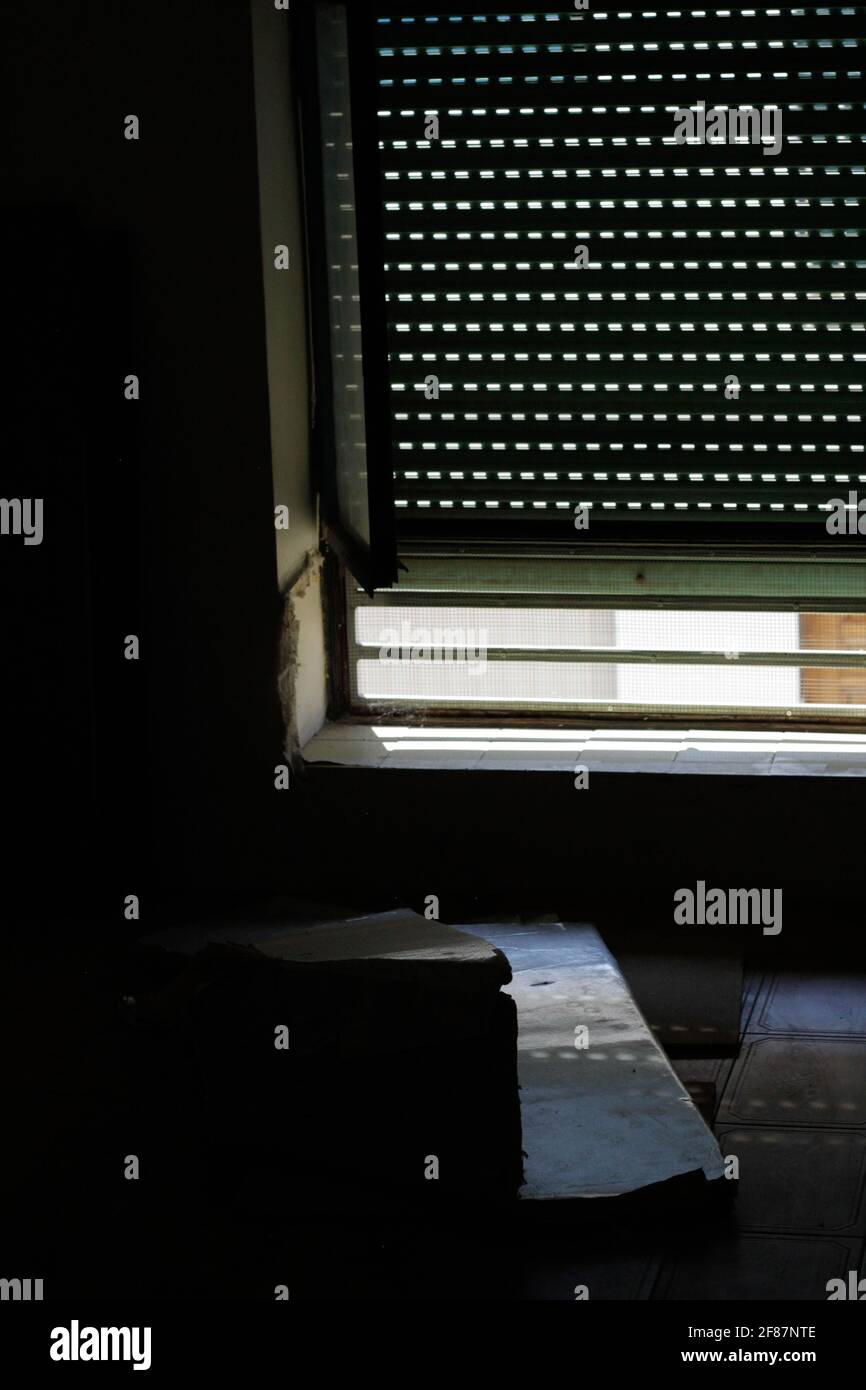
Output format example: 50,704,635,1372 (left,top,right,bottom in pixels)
475,921,725,1199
